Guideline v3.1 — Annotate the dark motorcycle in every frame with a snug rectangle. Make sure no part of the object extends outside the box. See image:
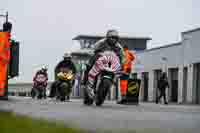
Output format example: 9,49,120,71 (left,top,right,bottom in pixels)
31,74,47,99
